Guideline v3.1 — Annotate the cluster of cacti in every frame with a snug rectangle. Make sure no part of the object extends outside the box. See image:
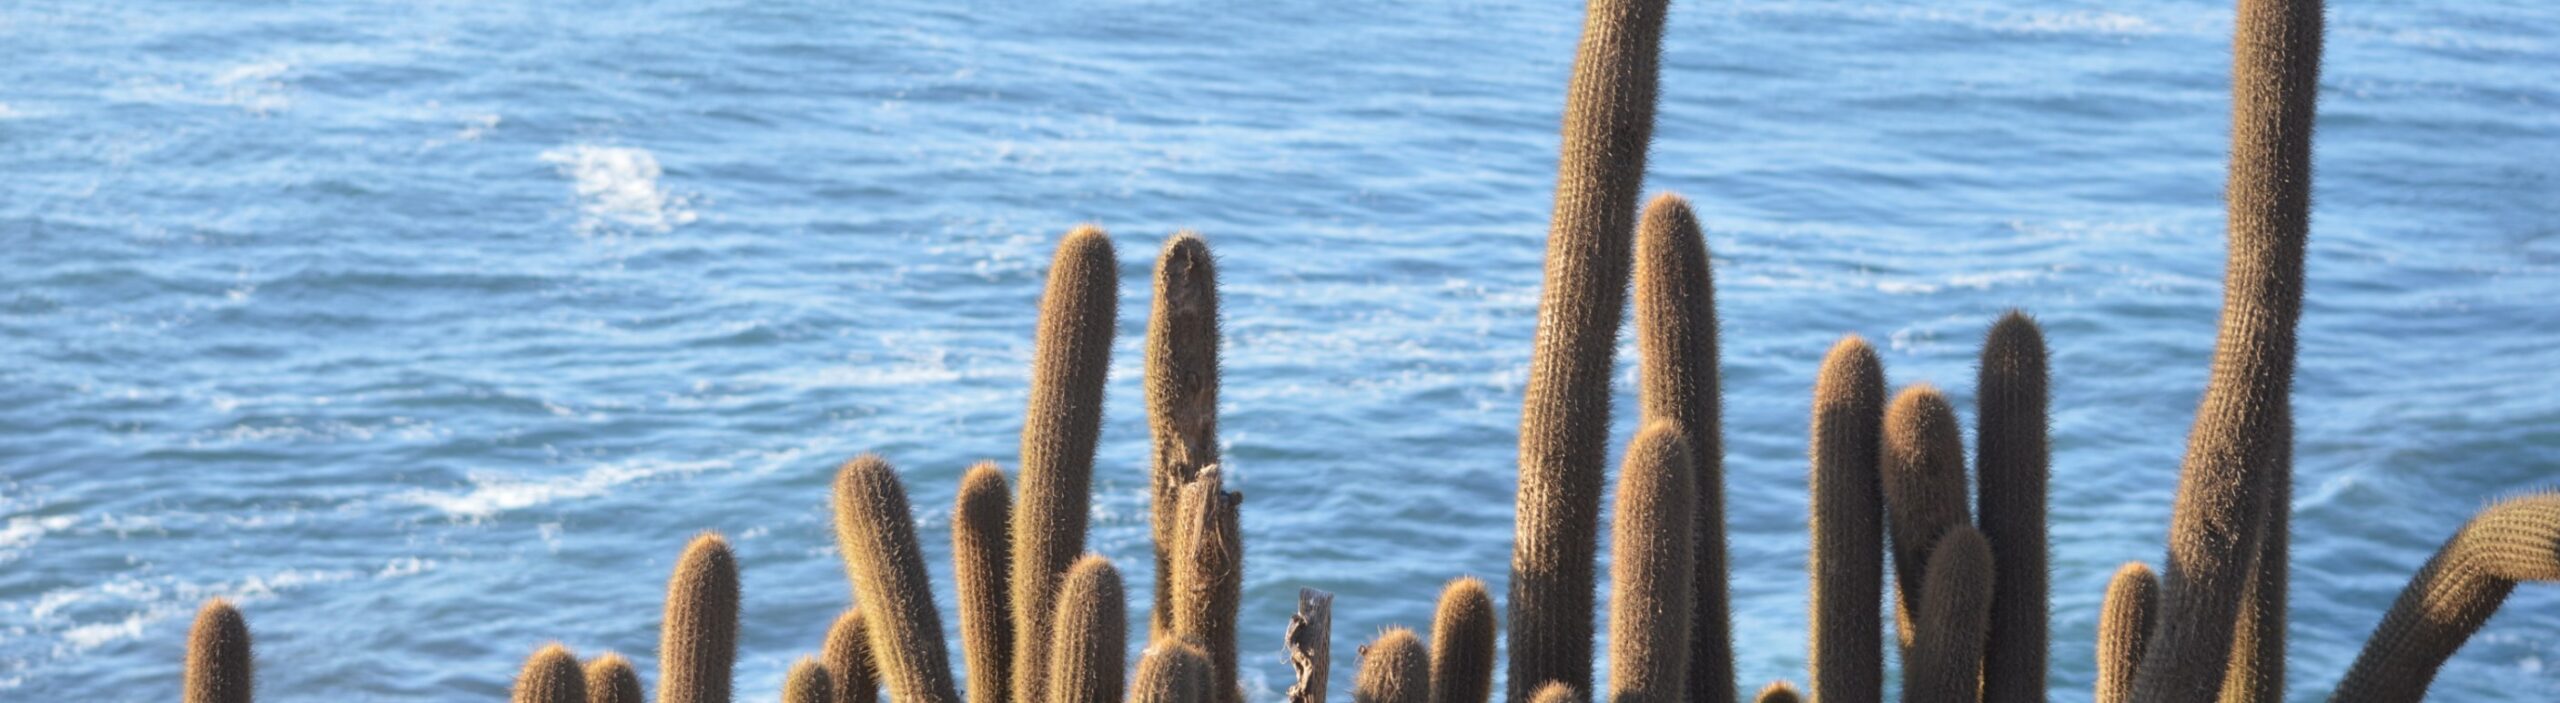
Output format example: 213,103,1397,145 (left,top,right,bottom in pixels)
175,0,2559,701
